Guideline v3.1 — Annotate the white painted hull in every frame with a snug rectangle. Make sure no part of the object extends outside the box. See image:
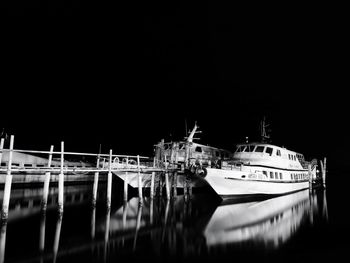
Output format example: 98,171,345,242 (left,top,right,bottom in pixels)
204,168,310,197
